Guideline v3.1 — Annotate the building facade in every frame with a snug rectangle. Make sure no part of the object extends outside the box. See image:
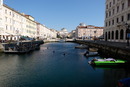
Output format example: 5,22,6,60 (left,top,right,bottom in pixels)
58,28,69,38
0,0,57,41
24,15,37,38
68,30,76,39
75,23,103,40
2,4,28,40
104,0,130,42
